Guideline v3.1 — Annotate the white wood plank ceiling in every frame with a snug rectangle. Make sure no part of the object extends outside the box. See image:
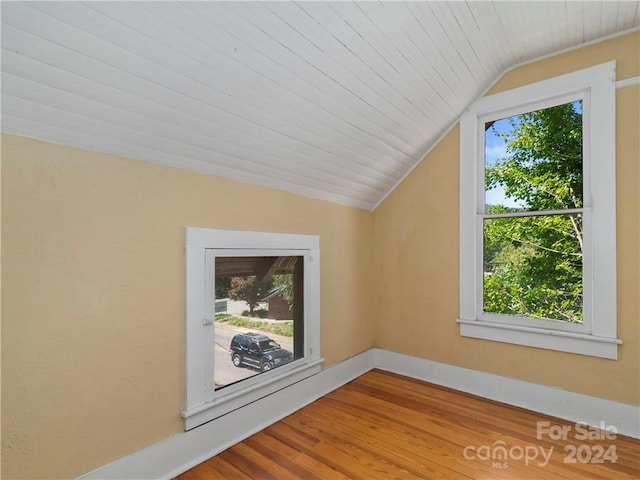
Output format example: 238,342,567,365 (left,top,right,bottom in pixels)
2,1,639,210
